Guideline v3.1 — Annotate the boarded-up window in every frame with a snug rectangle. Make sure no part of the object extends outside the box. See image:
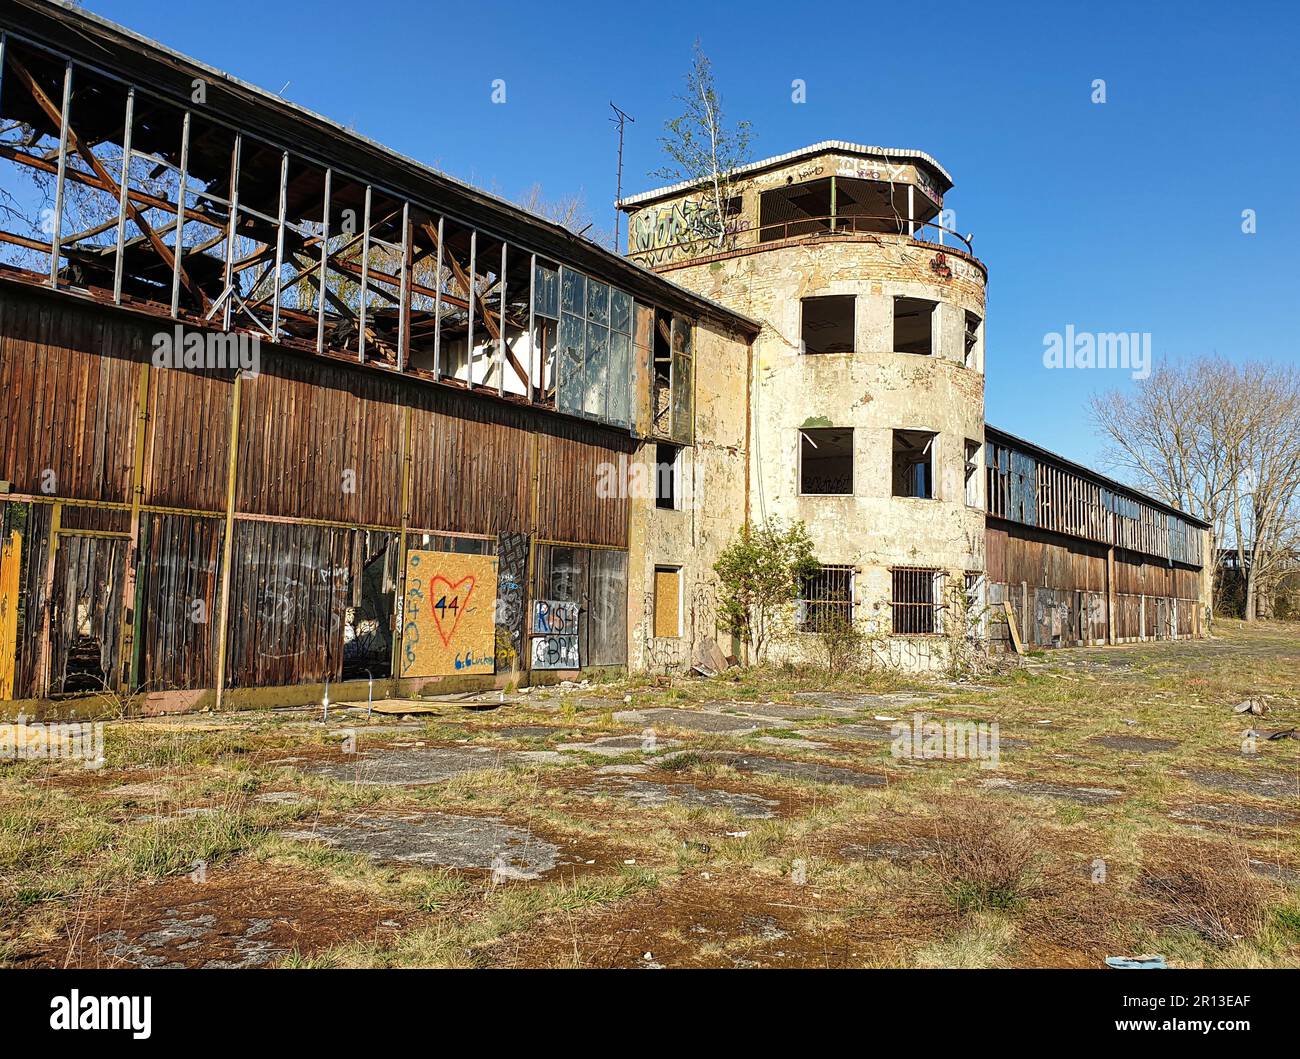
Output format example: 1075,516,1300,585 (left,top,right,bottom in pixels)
654,566,681,638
